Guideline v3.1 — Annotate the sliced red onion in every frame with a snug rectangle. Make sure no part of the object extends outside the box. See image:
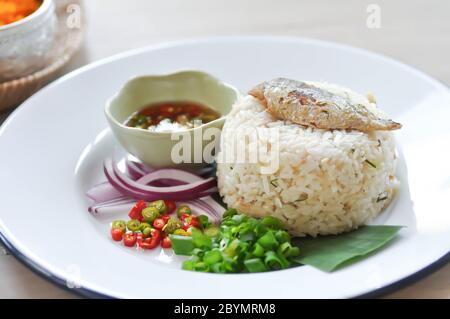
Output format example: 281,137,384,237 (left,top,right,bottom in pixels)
146,179,187,187
136,168,204,185
104,158,161,201
86,182,123,203
112,158,217,198
125,158,215,179
131,160,154,174
88,156,221,216
88,197,135,214
126,160,151,180
104,159,217,201
89,201,136,214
